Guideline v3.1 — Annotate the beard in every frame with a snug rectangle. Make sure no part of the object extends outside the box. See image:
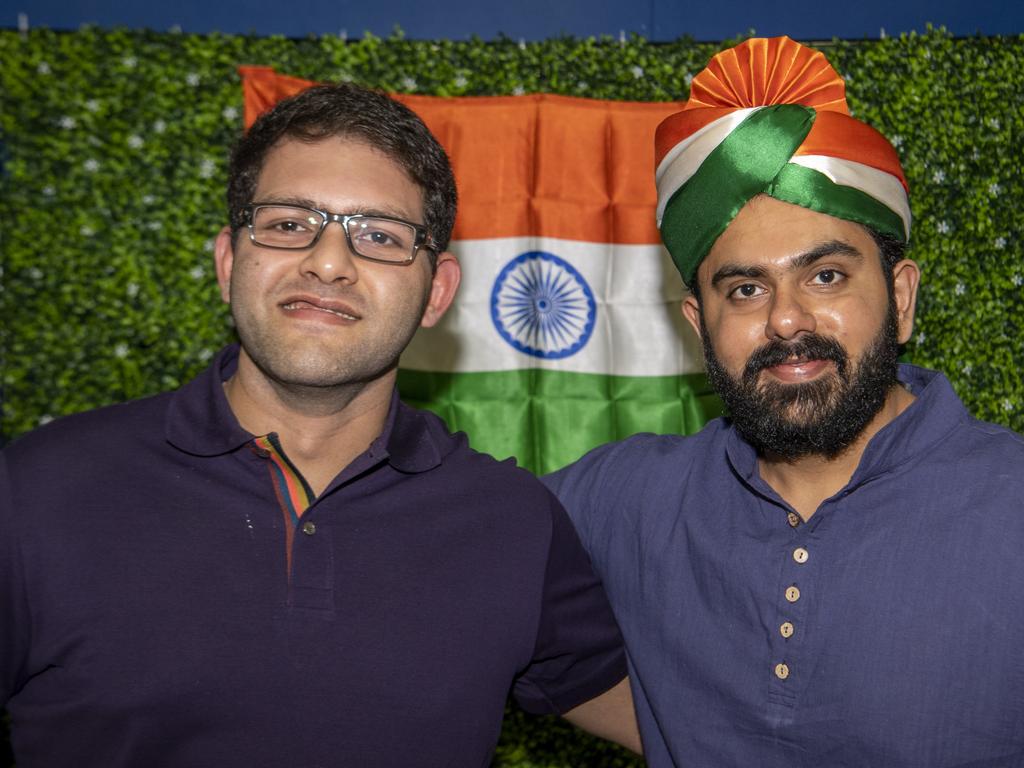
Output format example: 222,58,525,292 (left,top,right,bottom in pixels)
701,304,901,461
